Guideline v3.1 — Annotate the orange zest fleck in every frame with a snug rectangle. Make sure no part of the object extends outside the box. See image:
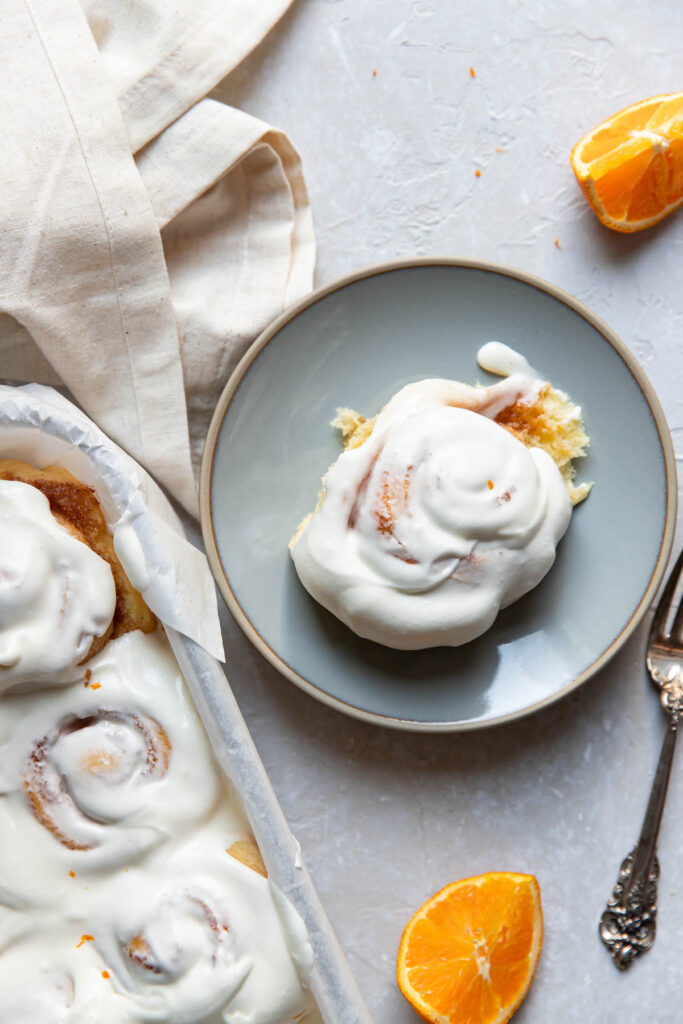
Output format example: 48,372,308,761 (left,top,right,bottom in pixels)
496,147,505,153
372,69,377,77
102,970,110,980
77,934,94,949
475,169,482,178
554,237,562,249
69,870,76,878
488,480,494,490
470,66,476,78
89,682,102,691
